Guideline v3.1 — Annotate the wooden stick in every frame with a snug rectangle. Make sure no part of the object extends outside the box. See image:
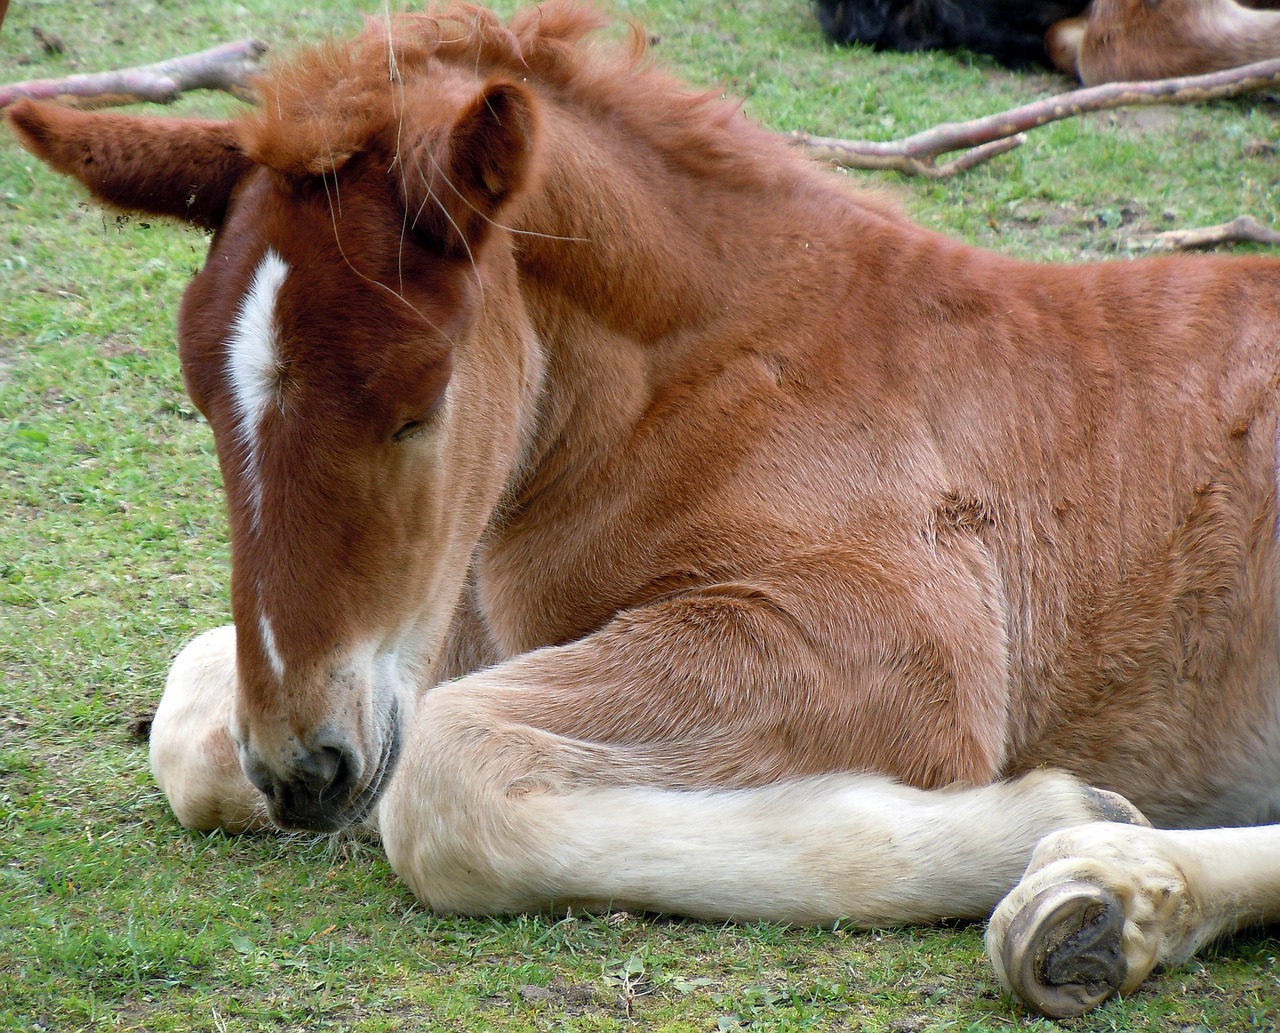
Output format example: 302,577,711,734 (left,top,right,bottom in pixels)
0,0,11,35
1128,215,1280,252
0,38,267,109
789,57,1280,177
